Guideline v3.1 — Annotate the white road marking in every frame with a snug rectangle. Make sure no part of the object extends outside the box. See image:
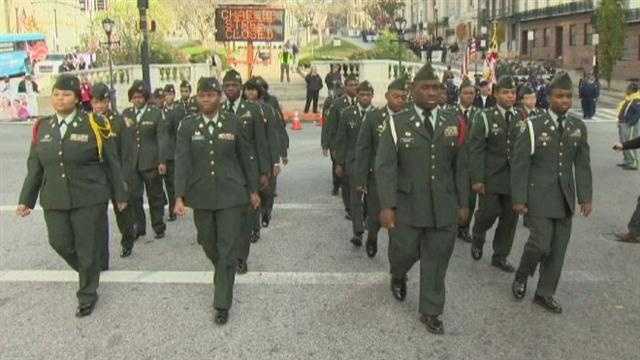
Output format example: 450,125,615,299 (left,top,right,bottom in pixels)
0,203,343,212
0,270,614,285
